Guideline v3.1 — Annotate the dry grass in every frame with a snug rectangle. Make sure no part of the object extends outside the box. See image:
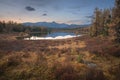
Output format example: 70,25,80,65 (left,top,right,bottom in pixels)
49,41,86,49
0,34,120,80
